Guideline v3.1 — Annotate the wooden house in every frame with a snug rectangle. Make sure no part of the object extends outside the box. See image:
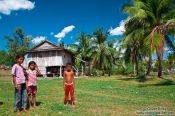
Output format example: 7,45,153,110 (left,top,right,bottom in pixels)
23,40,74,77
